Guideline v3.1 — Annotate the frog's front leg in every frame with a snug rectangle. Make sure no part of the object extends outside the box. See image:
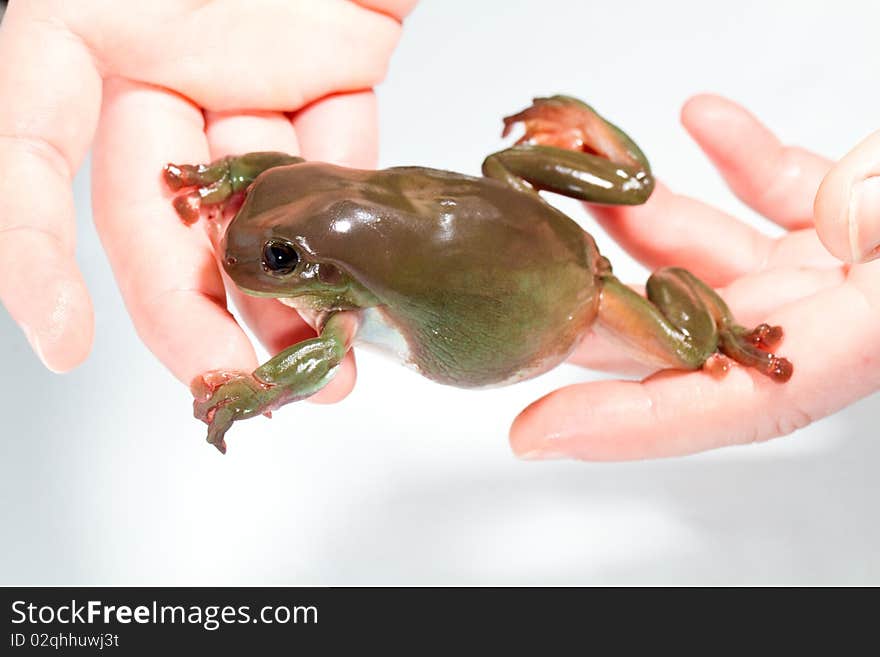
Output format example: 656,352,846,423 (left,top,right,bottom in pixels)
191,311,358,453
598,268,793,381
483,95,654,204
163,151,304,224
